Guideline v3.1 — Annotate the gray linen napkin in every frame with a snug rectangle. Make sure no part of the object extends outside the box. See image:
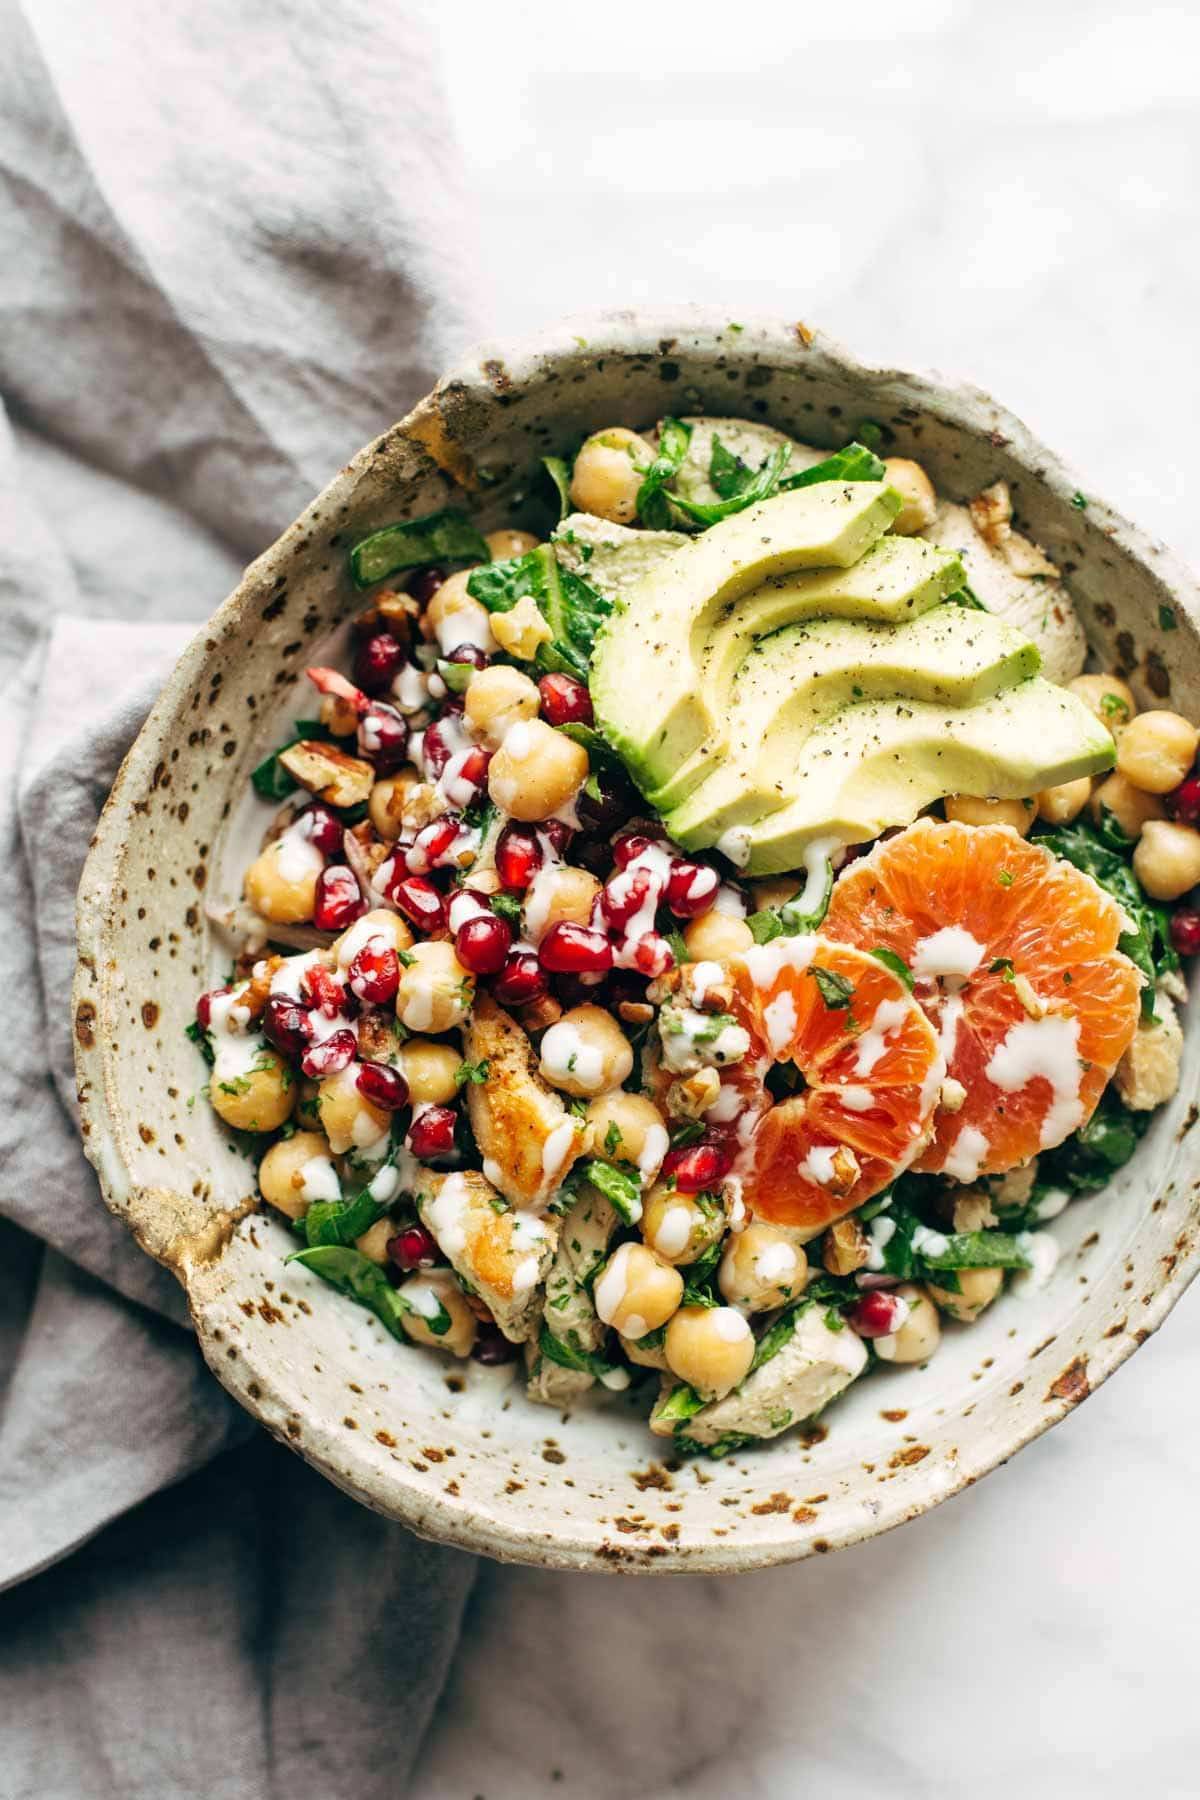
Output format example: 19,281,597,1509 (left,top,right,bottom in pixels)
0,3,483,1793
